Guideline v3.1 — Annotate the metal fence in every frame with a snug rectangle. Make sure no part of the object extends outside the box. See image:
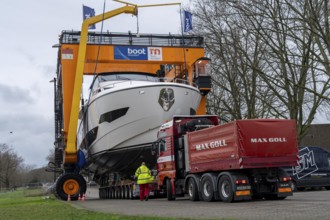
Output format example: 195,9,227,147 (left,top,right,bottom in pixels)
60,31,204,48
